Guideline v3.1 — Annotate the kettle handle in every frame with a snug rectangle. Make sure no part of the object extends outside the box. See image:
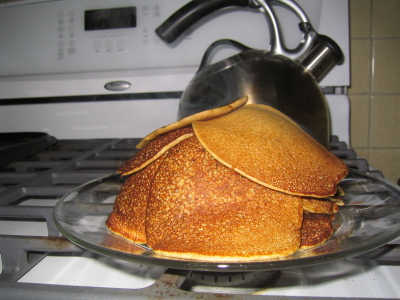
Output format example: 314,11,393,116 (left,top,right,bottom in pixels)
256,0,316,60
155,0,317,60
155,0,255,44
197,39,252,71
